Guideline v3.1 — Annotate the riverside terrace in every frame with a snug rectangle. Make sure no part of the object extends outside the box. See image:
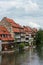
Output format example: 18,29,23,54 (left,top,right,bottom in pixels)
0,17,37,52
